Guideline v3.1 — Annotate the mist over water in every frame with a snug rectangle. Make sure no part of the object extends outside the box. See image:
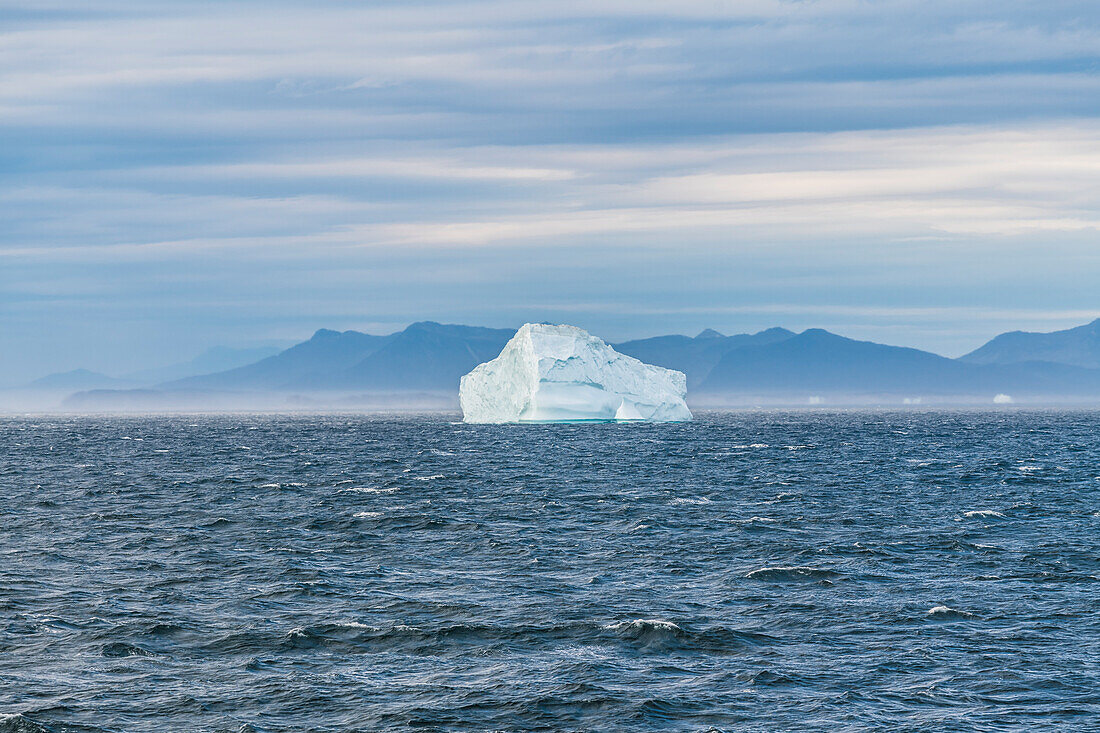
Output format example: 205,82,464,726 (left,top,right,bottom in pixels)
2,411,1099,731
